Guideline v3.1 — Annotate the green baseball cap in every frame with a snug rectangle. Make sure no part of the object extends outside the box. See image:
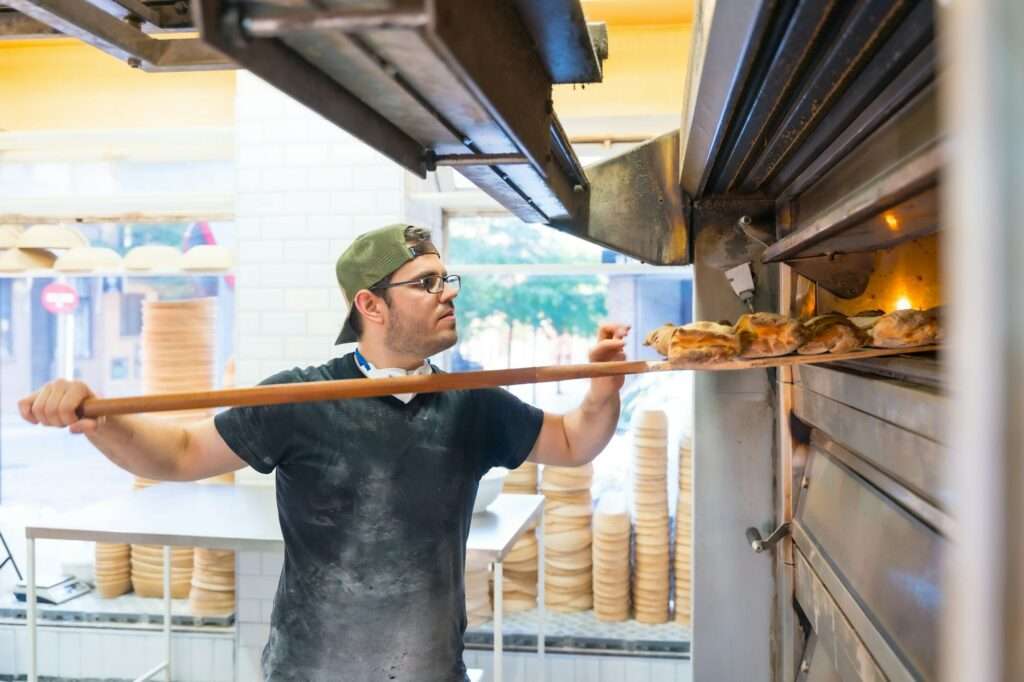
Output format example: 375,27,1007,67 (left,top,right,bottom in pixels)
334,223,439,344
